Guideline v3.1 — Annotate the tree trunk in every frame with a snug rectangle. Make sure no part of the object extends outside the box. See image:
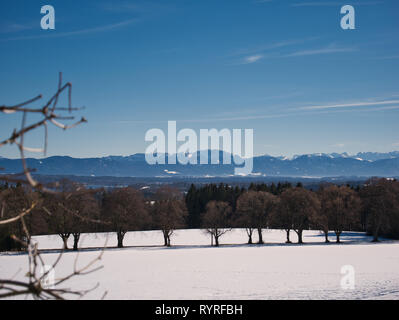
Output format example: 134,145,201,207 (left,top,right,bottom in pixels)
214,235,219,247
372,223,380,242
60,233,70,250
324,231,330,243
62,237,68,250
336,231,341,243
73,233,80,251
296,229,303,244
117,231,125,248
257,228,263,244
246,228,253,244
163,231,168,246
285,229,291,243
167,236,171,247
